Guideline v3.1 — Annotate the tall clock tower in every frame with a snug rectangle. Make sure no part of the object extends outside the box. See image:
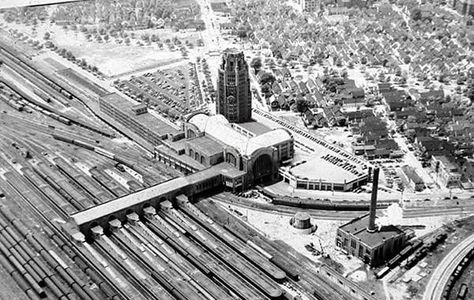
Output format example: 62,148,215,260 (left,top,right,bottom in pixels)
216,48,252,123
